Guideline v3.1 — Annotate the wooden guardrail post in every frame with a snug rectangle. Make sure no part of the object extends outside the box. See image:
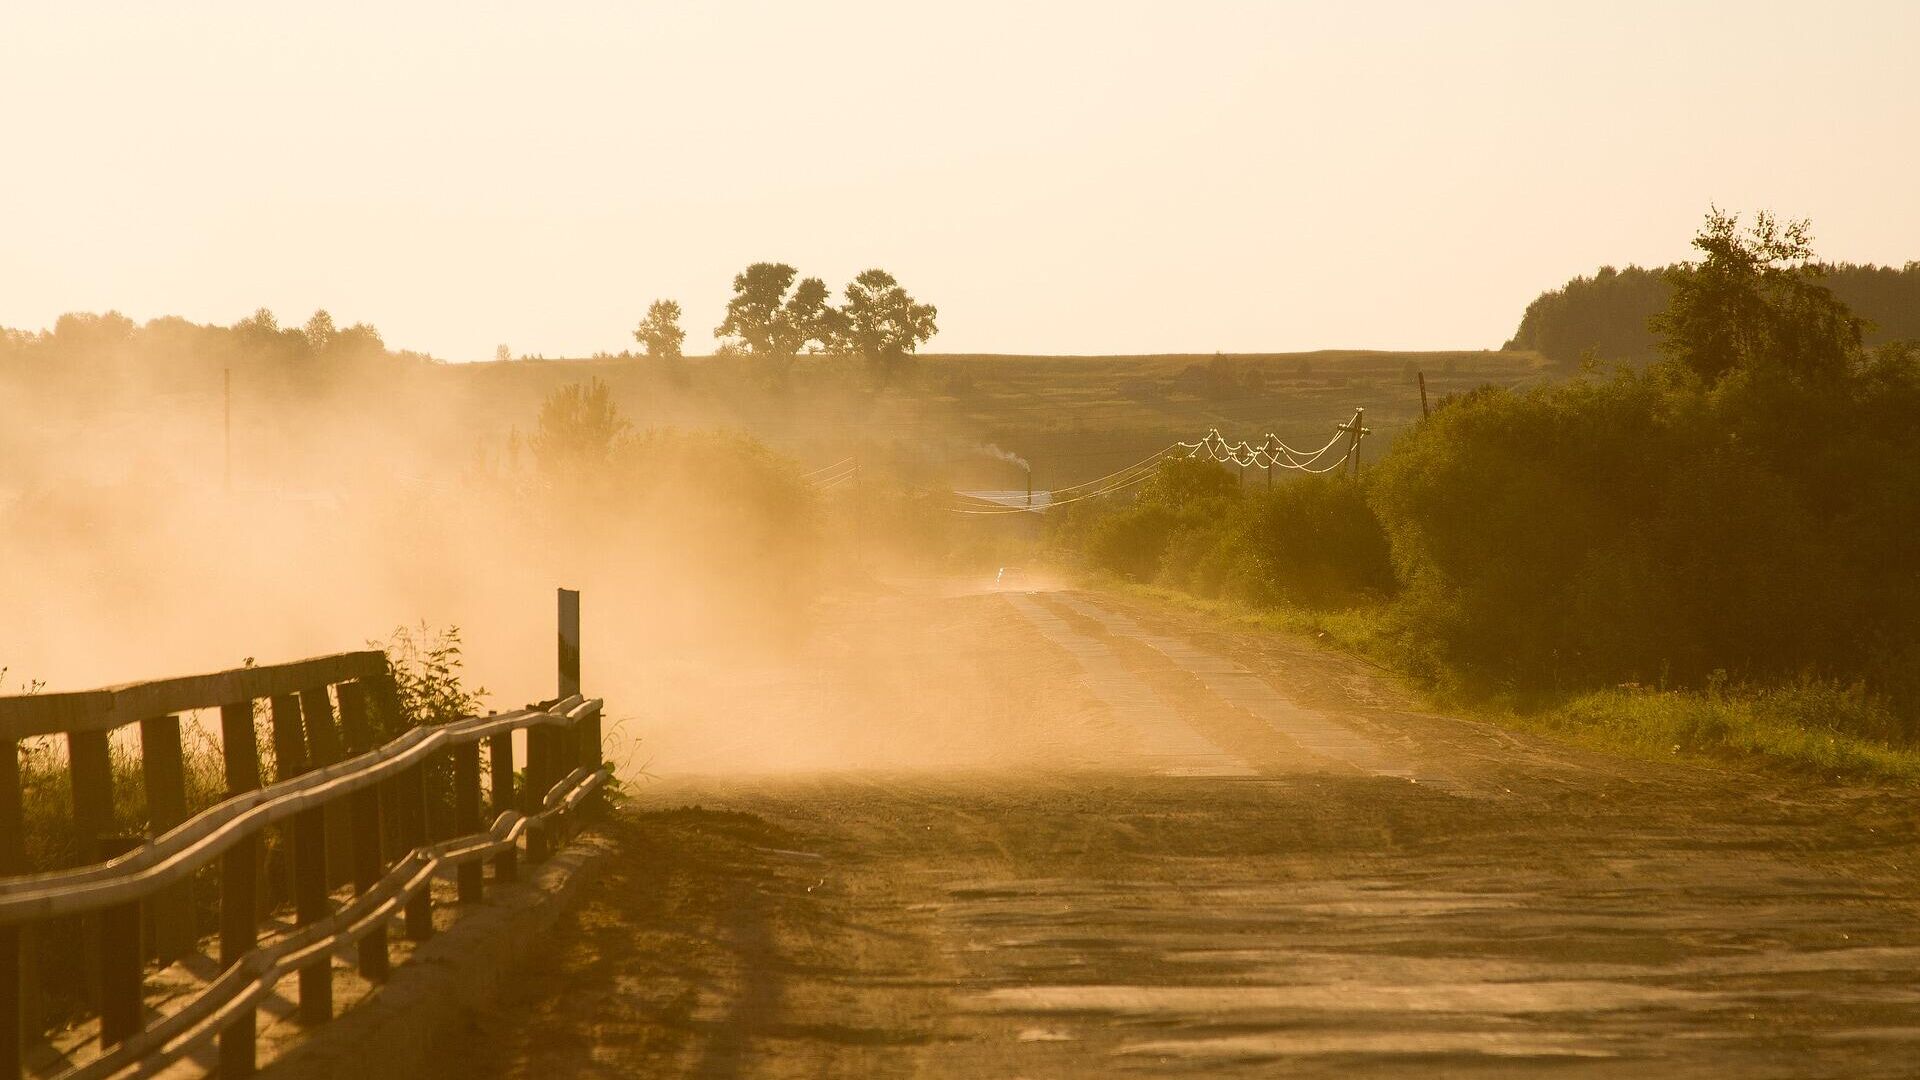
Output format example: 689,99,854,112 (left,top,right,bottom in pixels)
452,742,482,903
397,764,432,941
348,784,389,982
336,680,371,754
556,585,598,828
220,700,264,795
138,715,195,964
559,722,580,842
487,732,517,884
523,727,550,863
558,588,581,700
97,835,144,1047
0,922,16,1080
367,666,408,867
291,803,331,1023
68,728,114,1000
68,730,115,854
1,734,23,1080
219,827,258,1076
218,701,262,1077
268,693,307,780
581,706,603,807
301,686,354,888
268,694,307,908
367,665,407,745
